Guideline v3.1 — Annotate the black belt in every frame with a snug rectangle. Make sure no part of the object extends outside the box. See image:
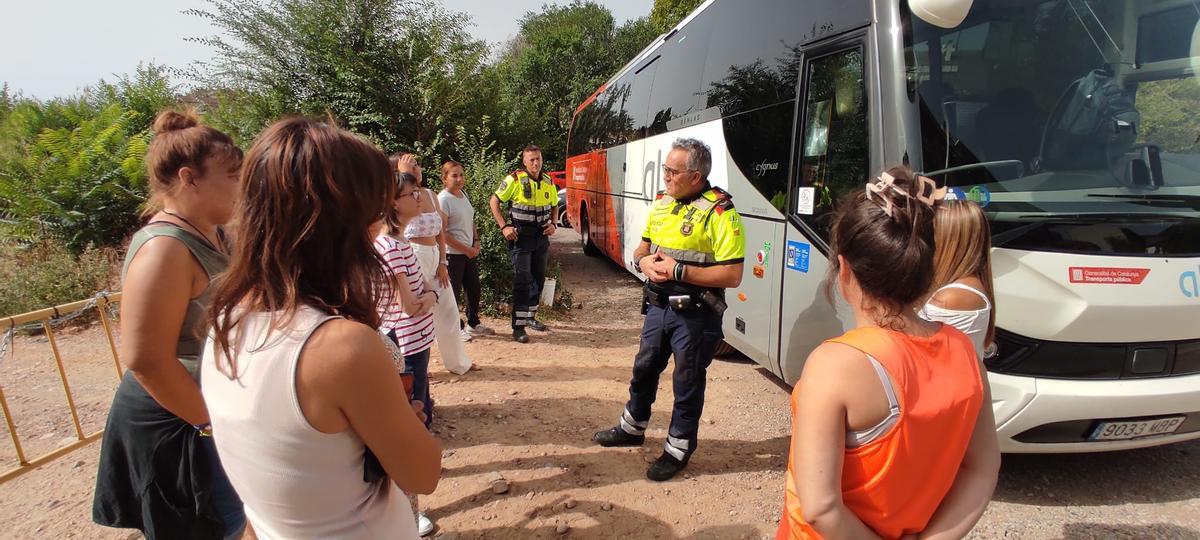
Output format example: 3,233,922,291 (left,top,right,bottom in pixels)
643,285,727,314
644,290,700,311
